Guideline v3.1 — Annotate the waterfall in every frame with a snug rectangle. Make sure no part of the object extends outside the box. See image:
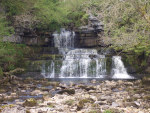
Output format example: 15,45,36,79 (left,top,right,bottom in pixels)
112,56,133,79
40,29,134,79
60,49,106,78
53,28,75,54
41,61,55,78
